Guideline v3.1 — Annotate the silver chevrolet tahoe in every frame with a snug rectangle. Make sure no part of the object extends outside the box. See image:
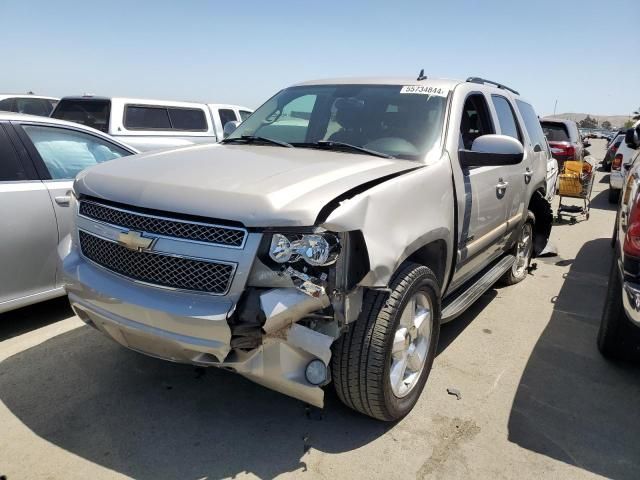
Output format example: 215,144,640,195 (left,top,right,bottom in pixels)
62,76,553,421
